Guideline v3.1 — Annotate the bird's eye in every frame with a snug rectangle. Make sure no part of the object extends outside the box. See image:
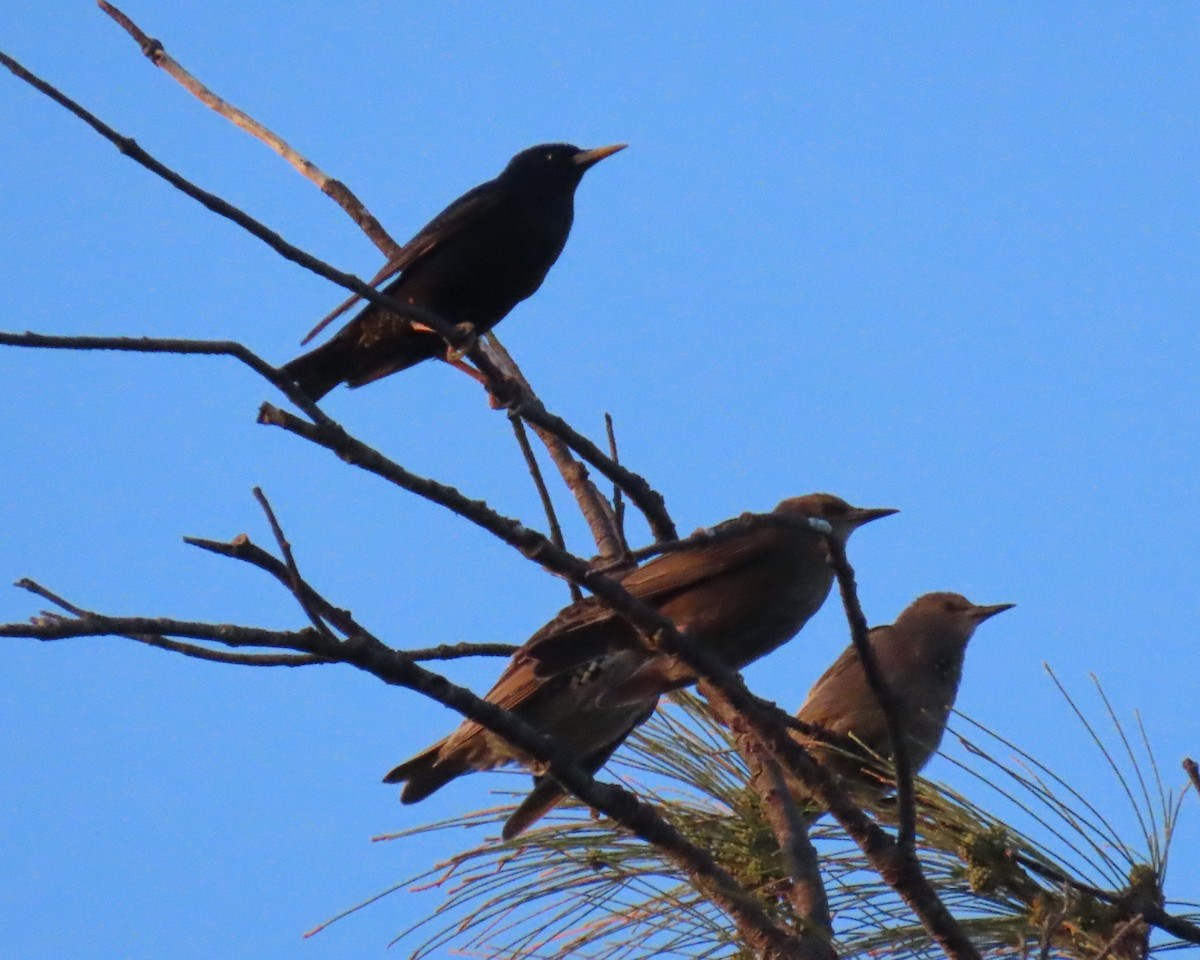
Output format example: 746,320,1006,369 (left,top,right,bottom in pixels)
545,152,555,161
